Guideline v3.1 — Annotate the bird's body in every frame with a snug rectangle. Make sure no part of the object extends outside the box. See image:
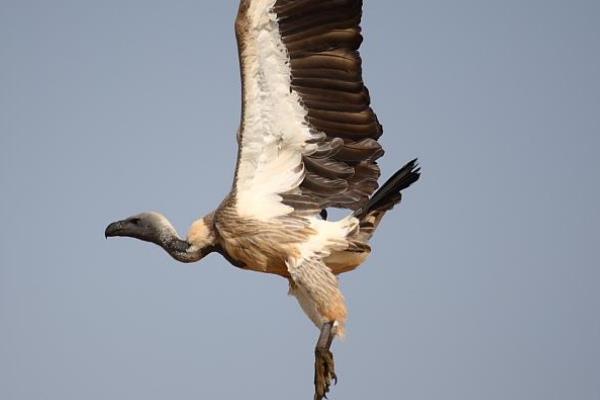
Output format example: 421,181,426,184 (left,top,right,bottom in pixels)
106,1,420,398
